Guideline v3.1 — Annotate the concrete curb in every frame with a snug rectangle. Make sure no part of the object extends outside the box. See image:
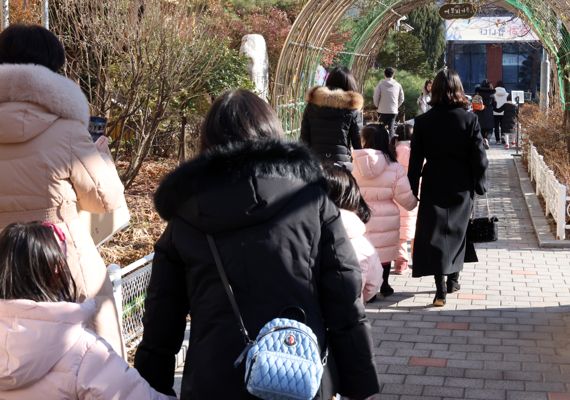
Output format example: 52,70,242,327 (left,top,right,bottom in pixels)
513,157,570,248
